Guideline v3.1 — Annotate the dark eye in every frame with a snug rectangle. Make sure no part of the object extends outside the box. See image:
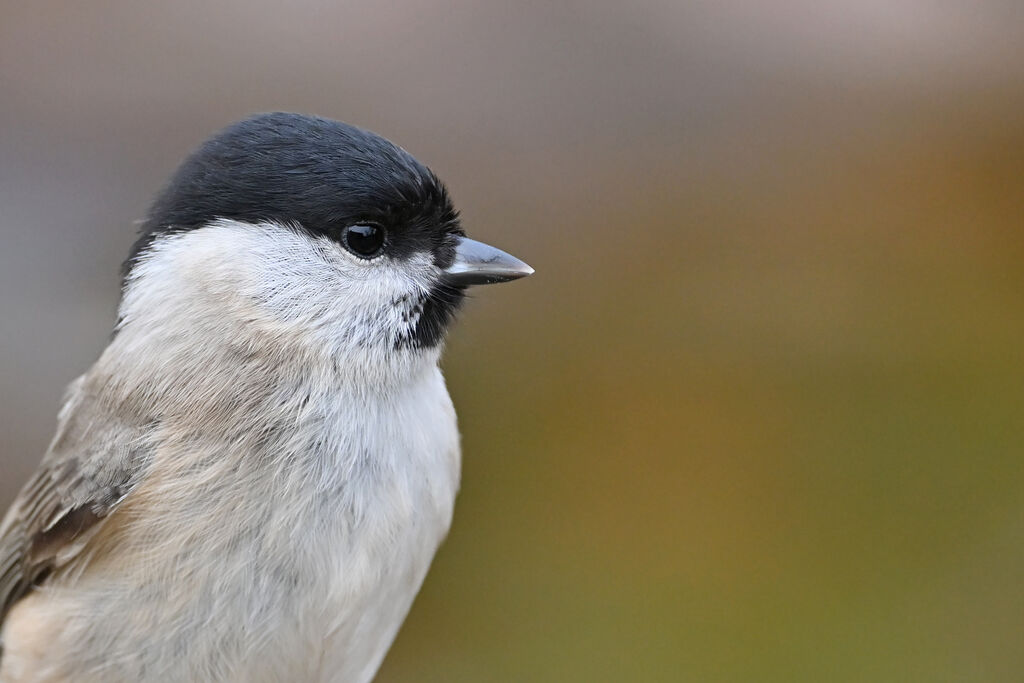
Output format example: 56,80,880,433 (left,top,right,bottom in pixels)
342,224,386,259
